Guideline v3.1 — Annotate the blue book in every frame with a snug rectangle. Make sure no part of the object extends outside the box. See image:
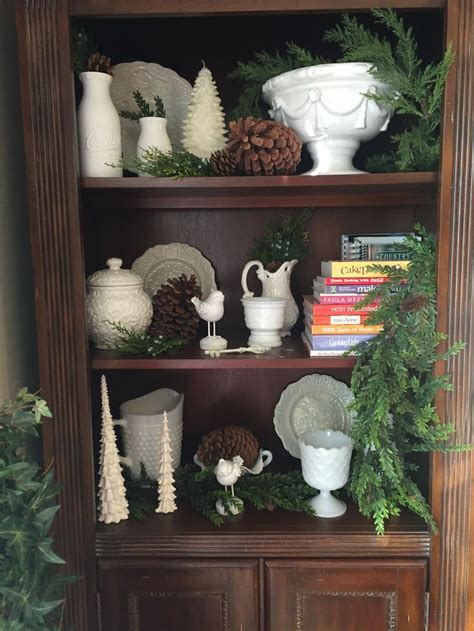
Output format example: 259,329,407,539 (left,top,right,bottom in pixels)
304,333,376,350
